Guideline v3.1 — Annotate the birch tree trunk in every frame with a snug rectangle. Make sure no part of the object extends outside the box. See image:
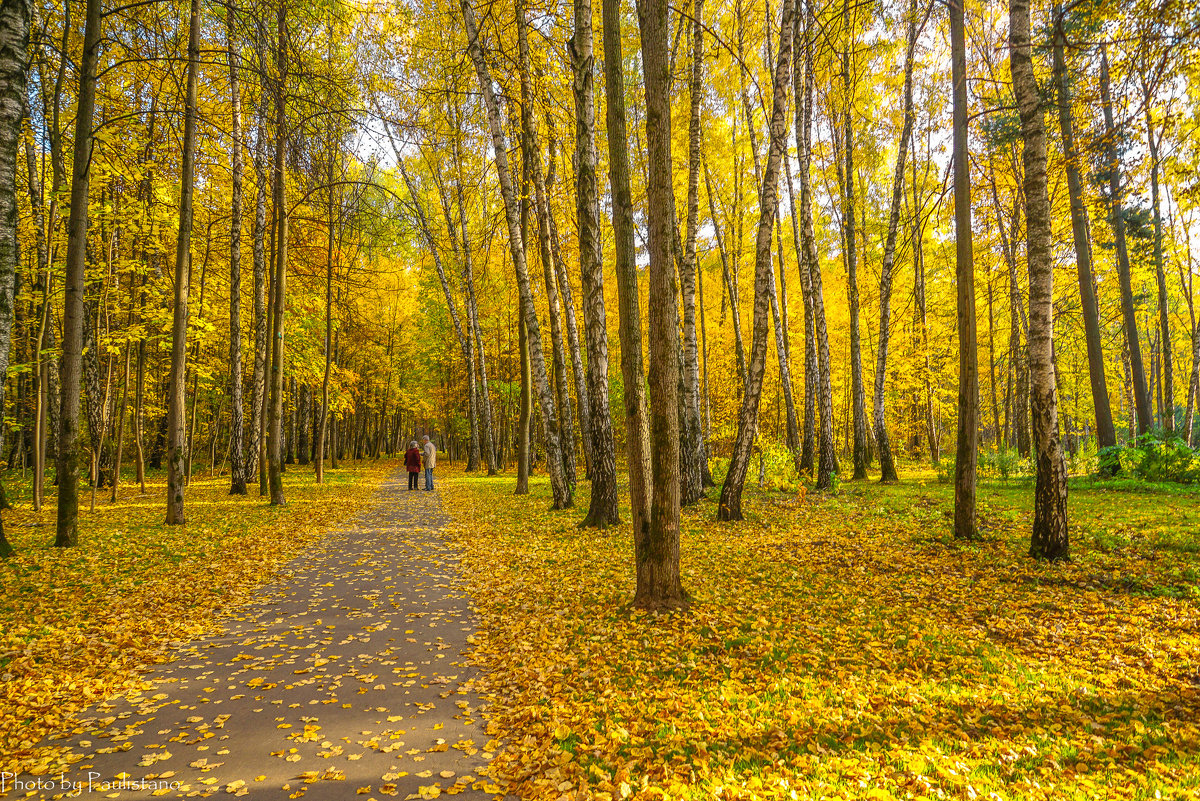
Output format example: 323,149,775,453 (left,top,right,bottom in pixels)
516,2,575,486
22,103,50,508
1052,11,1116,467
1012,0,1068,559
676,0,708,506
717,0,795,521
544,130,592,479
795,0,837,489
872,0,923,485
841,24,868,481
913,149,939,465
783,157,817,473
635,0,686,606
570,0,620,526
226,6,247,495
1143,90,1173,435
56,0,102,547
602,0,650,543
460,0,571,508
0,0,30,555
248,52,268,491
315,148,335,482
